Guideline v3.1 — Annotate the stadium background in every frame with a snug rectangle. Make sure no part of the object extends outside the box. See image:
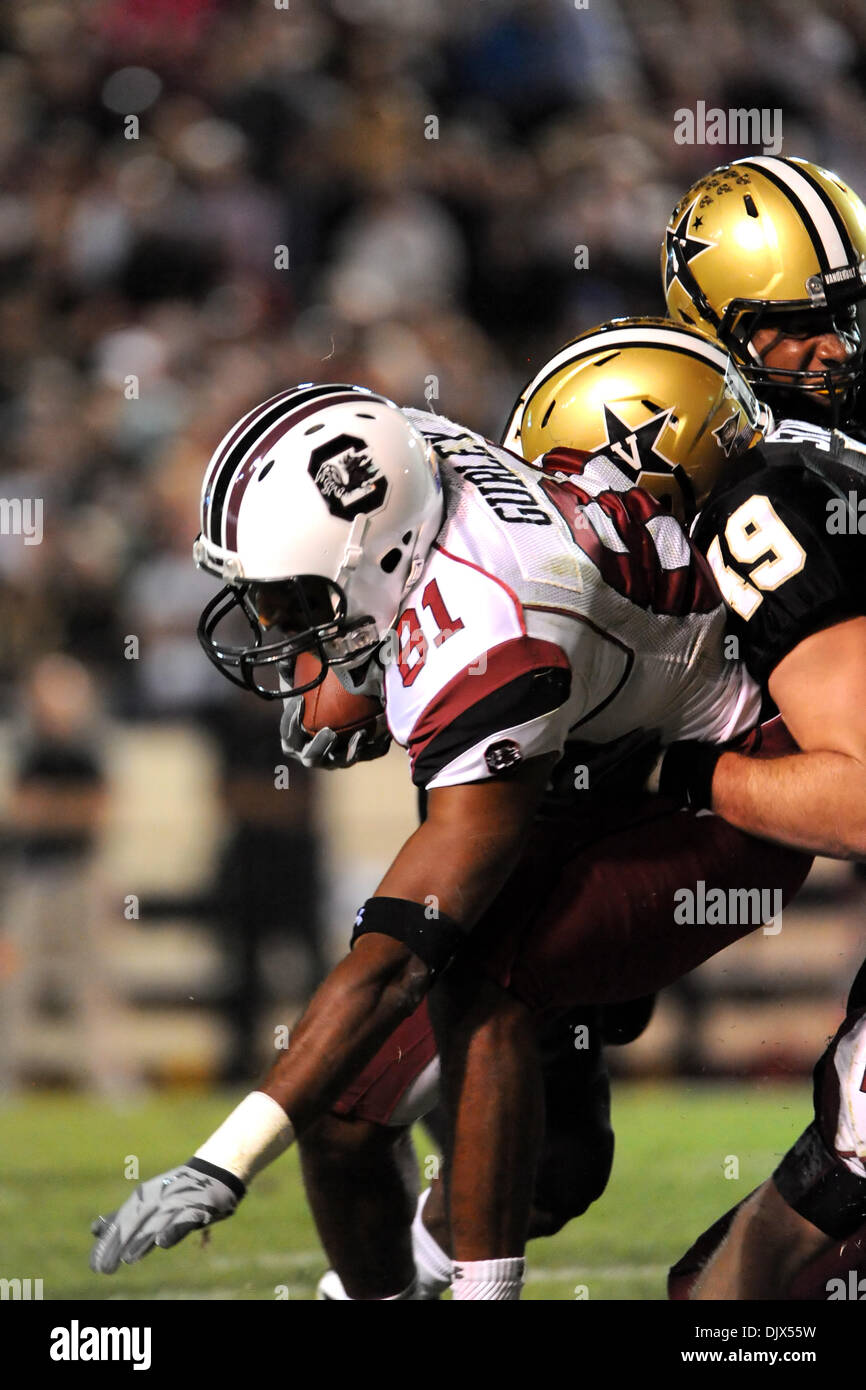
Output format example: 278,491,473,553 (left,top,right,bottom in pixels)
1,0,865,1299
